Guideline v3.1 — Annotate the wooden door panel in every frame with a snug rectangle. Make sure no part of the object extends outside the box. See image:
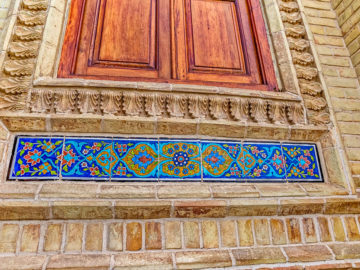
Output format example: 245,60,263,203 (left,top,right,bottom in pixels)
187,0,245,73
